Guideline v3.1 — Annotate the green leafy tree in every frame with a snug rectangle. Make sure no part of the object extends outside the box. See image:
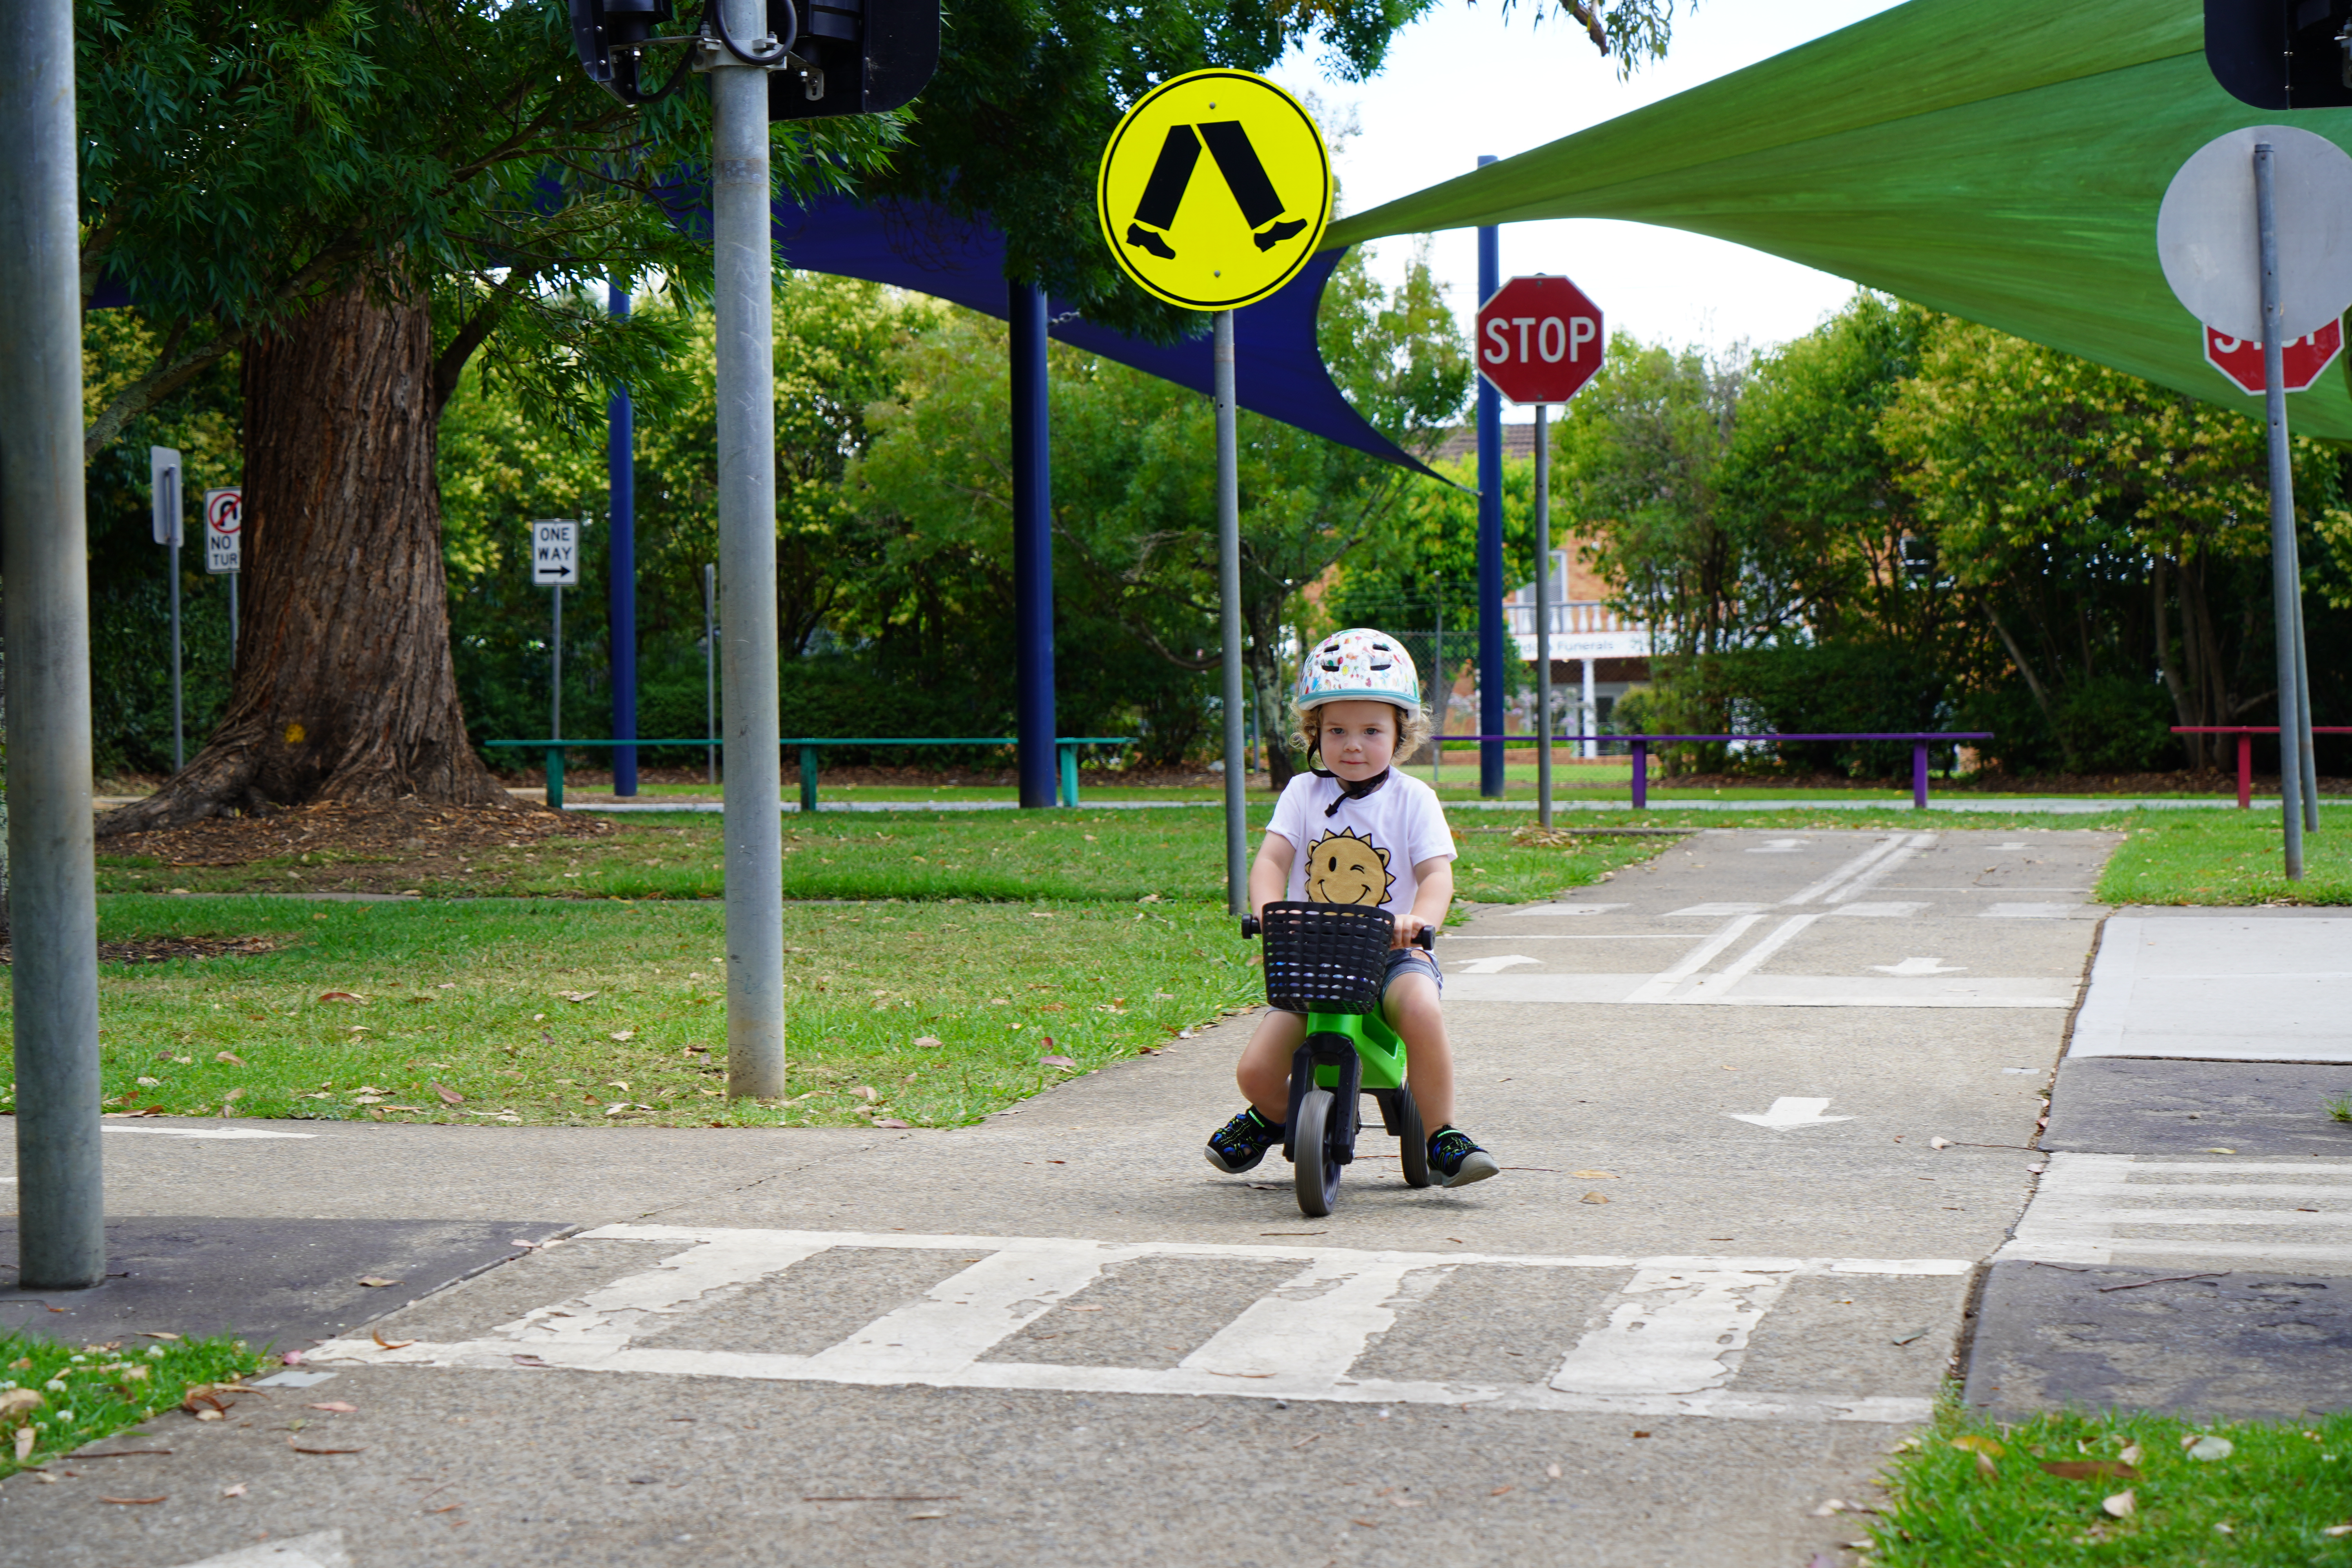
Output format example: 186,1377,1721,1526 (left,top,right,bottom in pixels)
86,0,892,831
